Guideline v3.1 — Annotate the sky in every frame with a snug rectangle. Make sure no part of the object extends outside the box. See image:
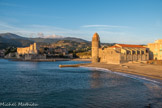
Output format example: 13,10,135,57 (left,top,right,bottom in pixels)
0,0,162,44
